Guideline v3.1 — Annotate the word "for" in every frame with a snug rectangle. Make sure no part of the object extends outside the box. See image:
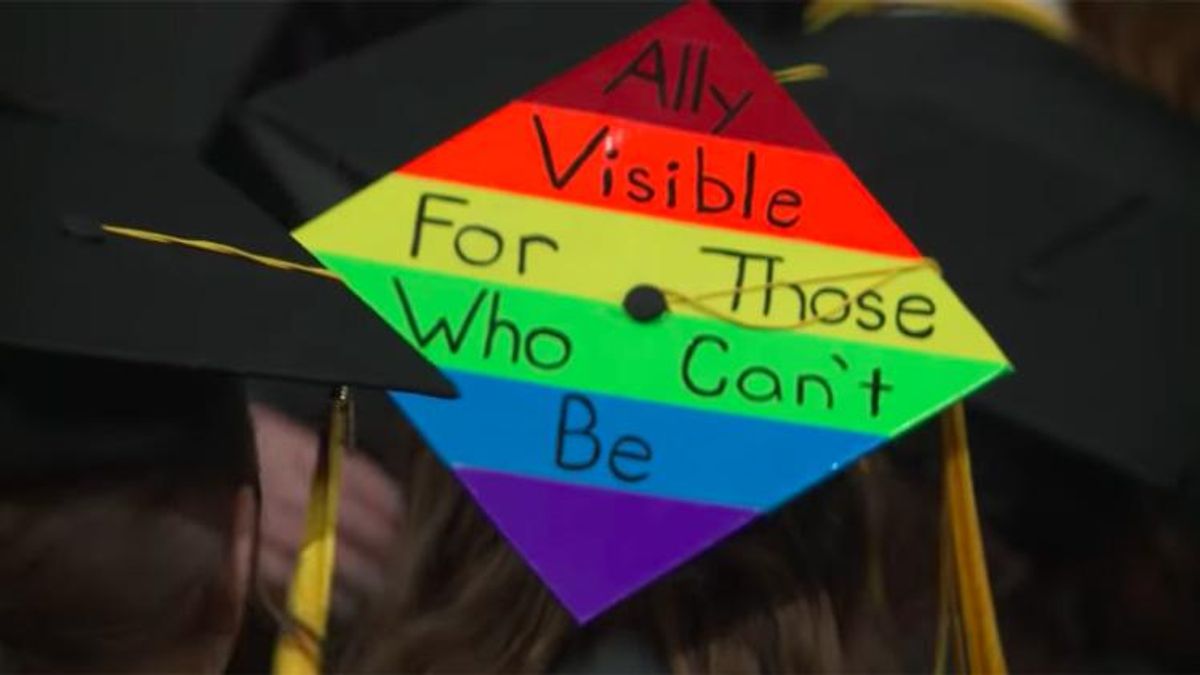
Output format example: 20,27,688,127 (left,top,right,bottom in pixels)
411,192,560,275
